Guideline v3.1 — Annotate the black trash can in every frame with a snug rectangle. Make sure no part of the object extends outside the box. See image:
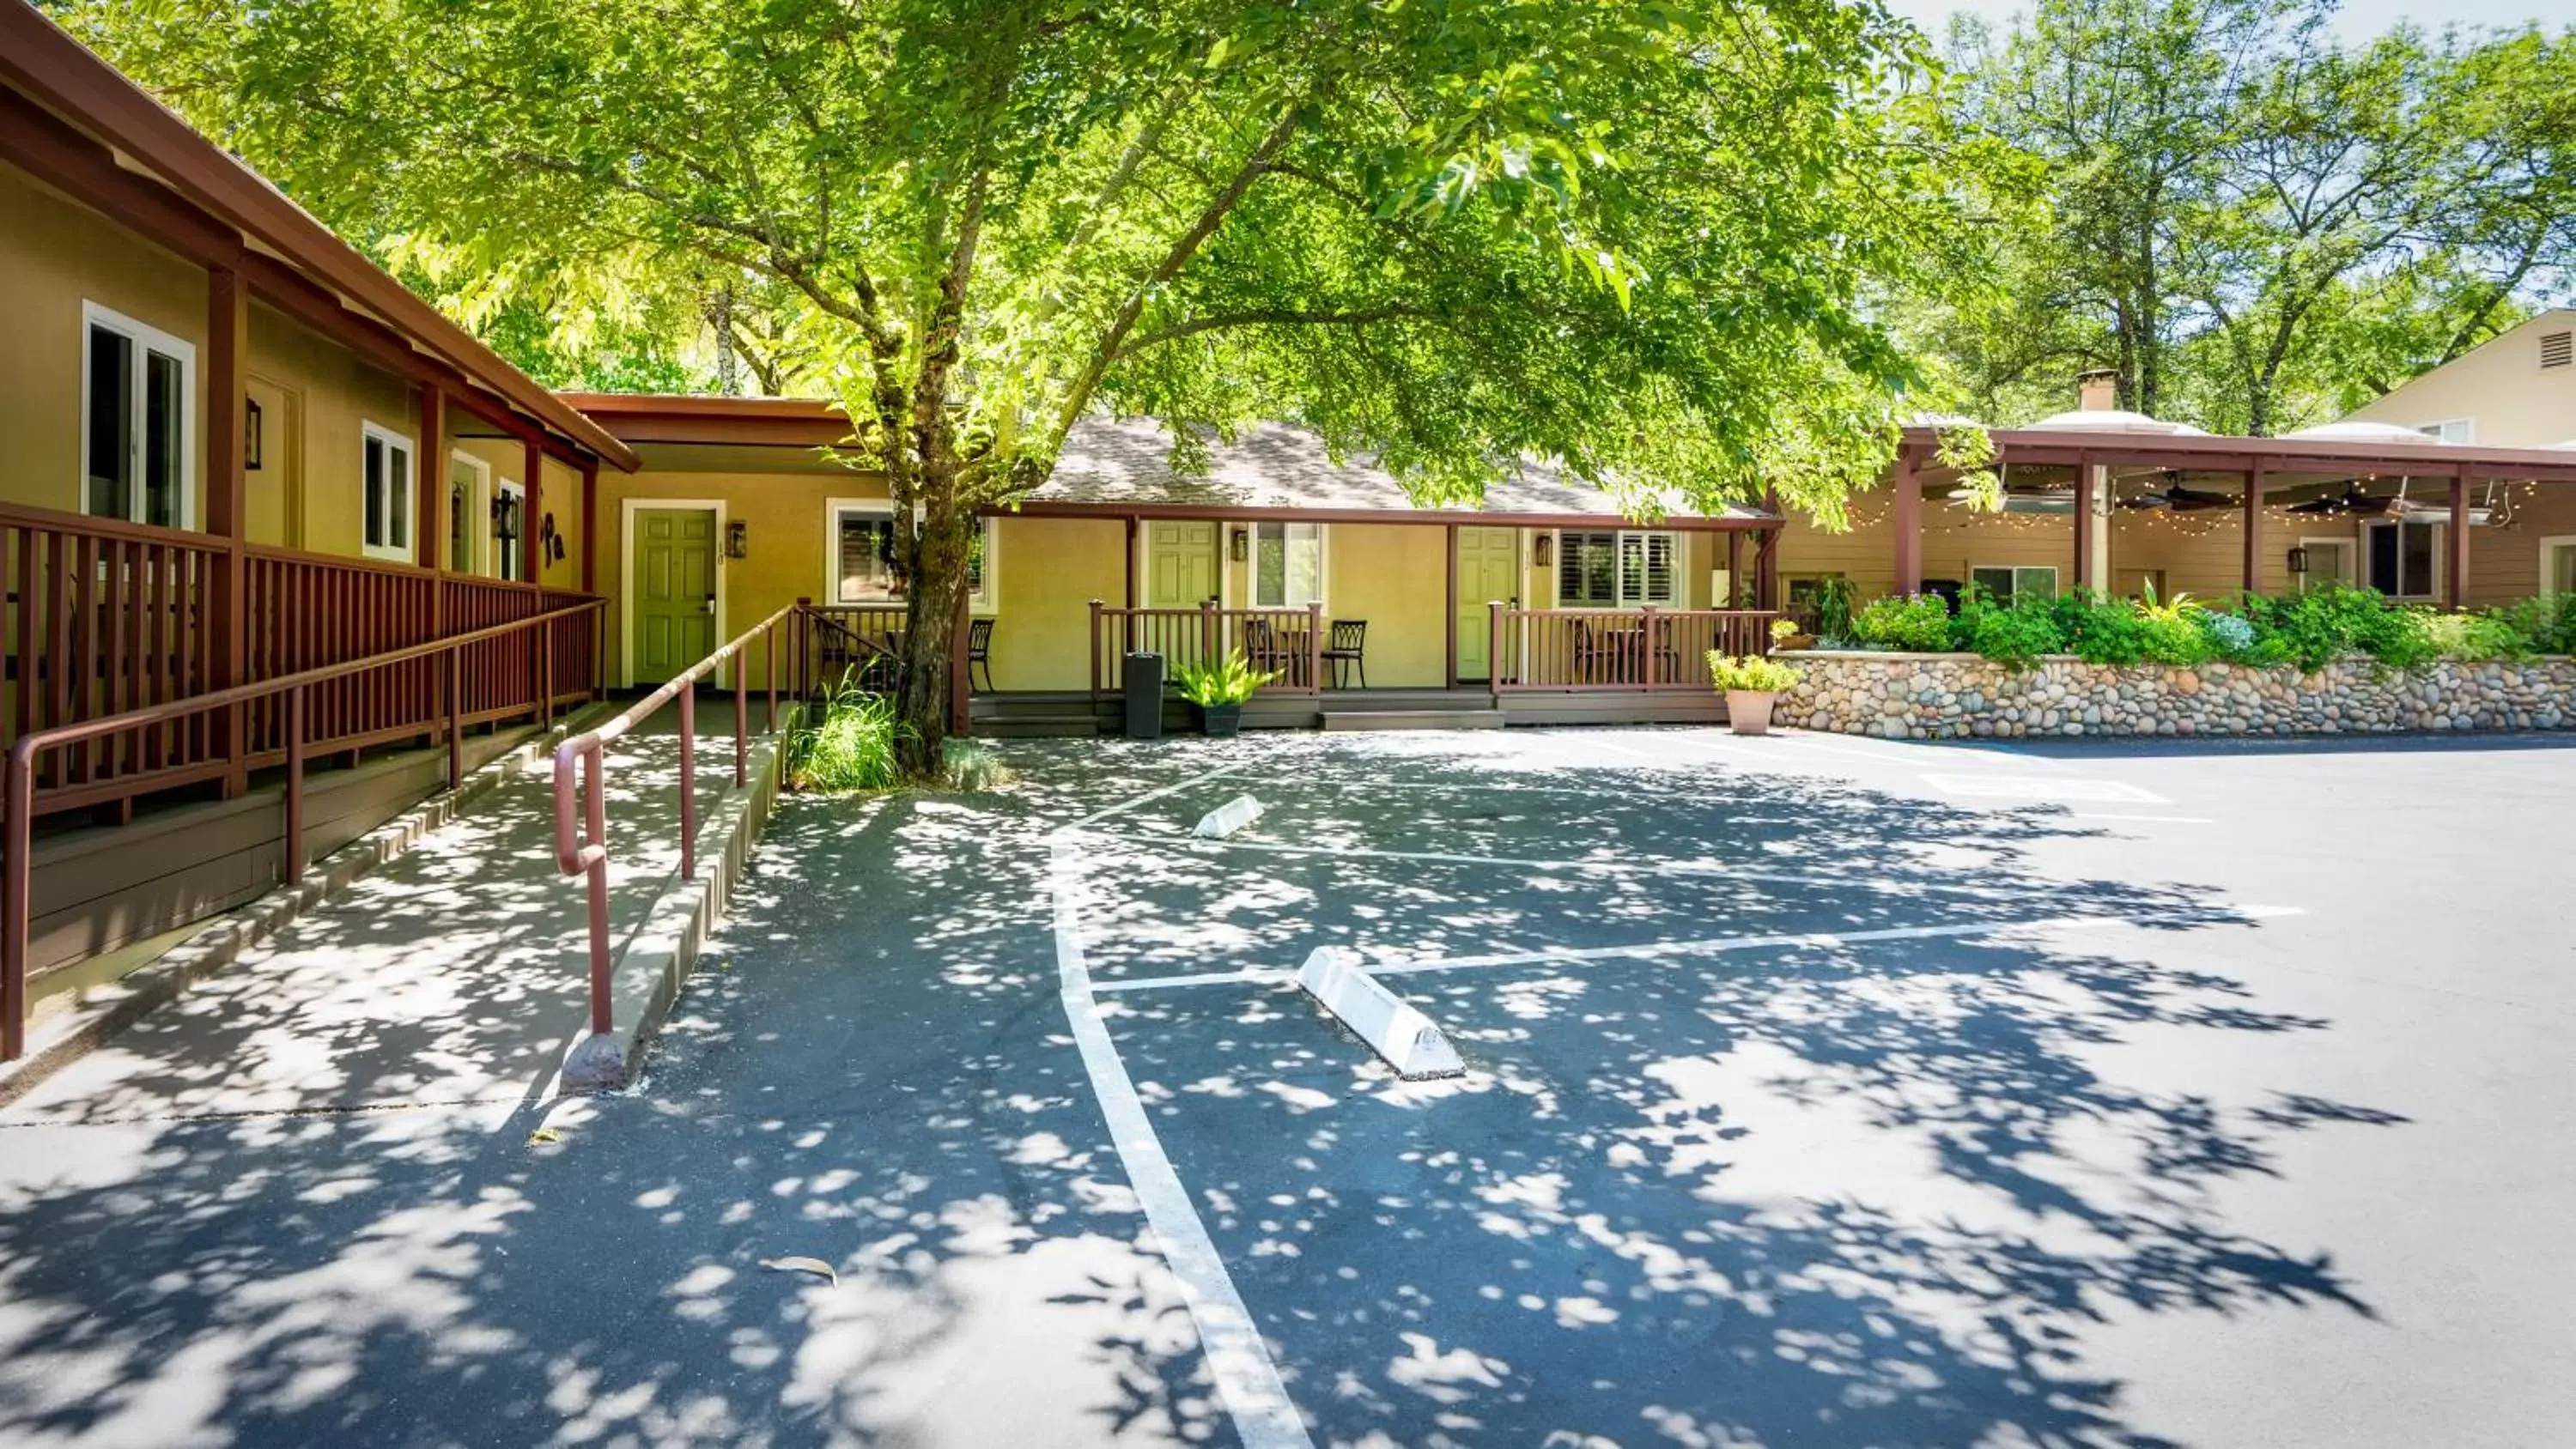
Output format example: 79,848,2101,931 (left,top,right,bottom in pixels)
1123,652,1164,739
